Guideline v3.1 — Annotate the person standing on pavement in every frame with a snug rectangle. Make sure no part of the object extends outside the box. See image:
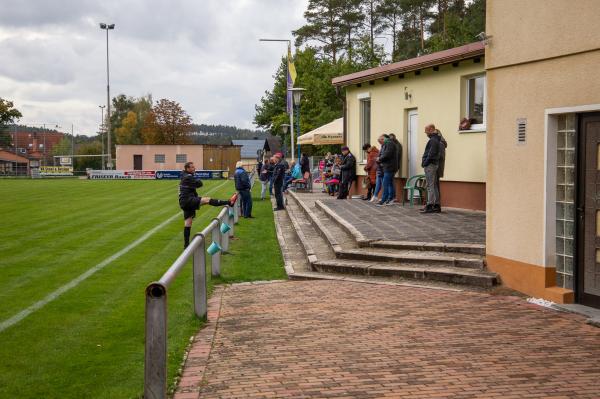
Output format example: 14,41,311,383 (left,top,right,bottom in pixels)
421,124,442,213
389,133,403,202
272,153,286,211
234,161,253,218
434,128,447,211
337,146,356,200
376,134,399,206
362,143,379,201
259,157,270,200
300,152,311,191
